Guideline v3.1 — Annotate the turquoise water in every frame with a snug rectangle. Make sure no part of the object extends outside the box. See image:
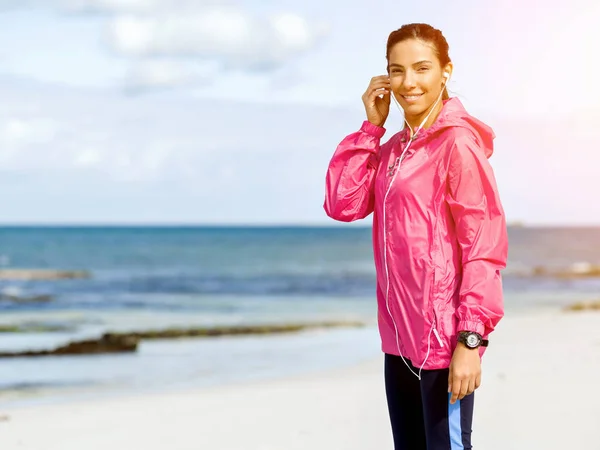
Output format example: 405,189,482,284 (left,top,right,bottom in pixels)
0,225,599,406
